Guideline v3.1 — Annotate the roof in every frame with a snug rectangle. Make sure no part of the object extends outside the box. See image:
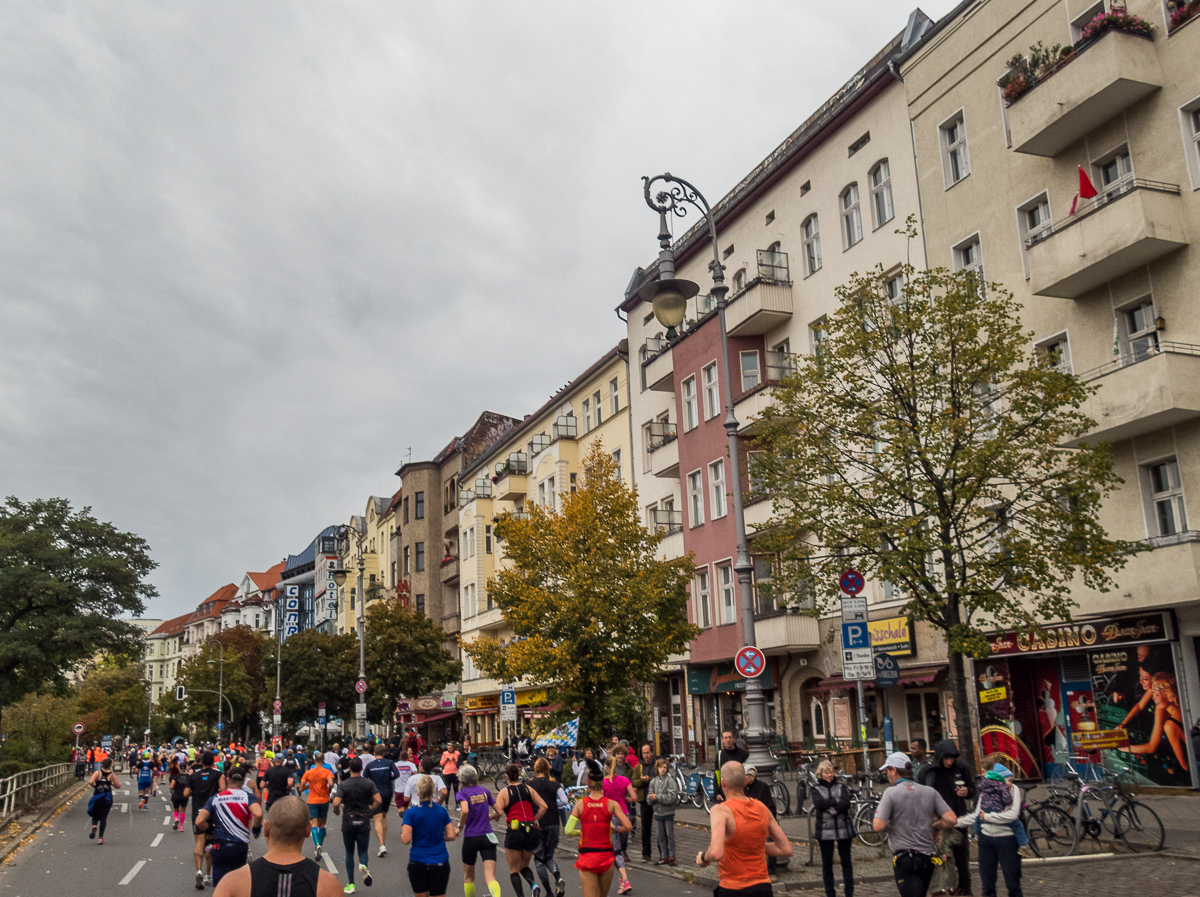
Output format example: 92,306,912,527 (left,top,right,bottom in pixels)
384,487,403,518
398,411,521,478
284,525,341,574
370,496,389,518
149,612,192,637
187,583,238,623
247,561,286,593
460,344,626,480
